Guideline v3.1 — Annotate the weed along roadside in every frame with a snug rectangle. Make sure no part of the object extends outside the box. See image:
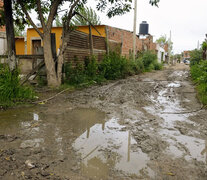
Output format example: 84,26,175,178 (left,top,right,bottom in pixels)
63,51,162,87
0,65,35,109
190,49,207,106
